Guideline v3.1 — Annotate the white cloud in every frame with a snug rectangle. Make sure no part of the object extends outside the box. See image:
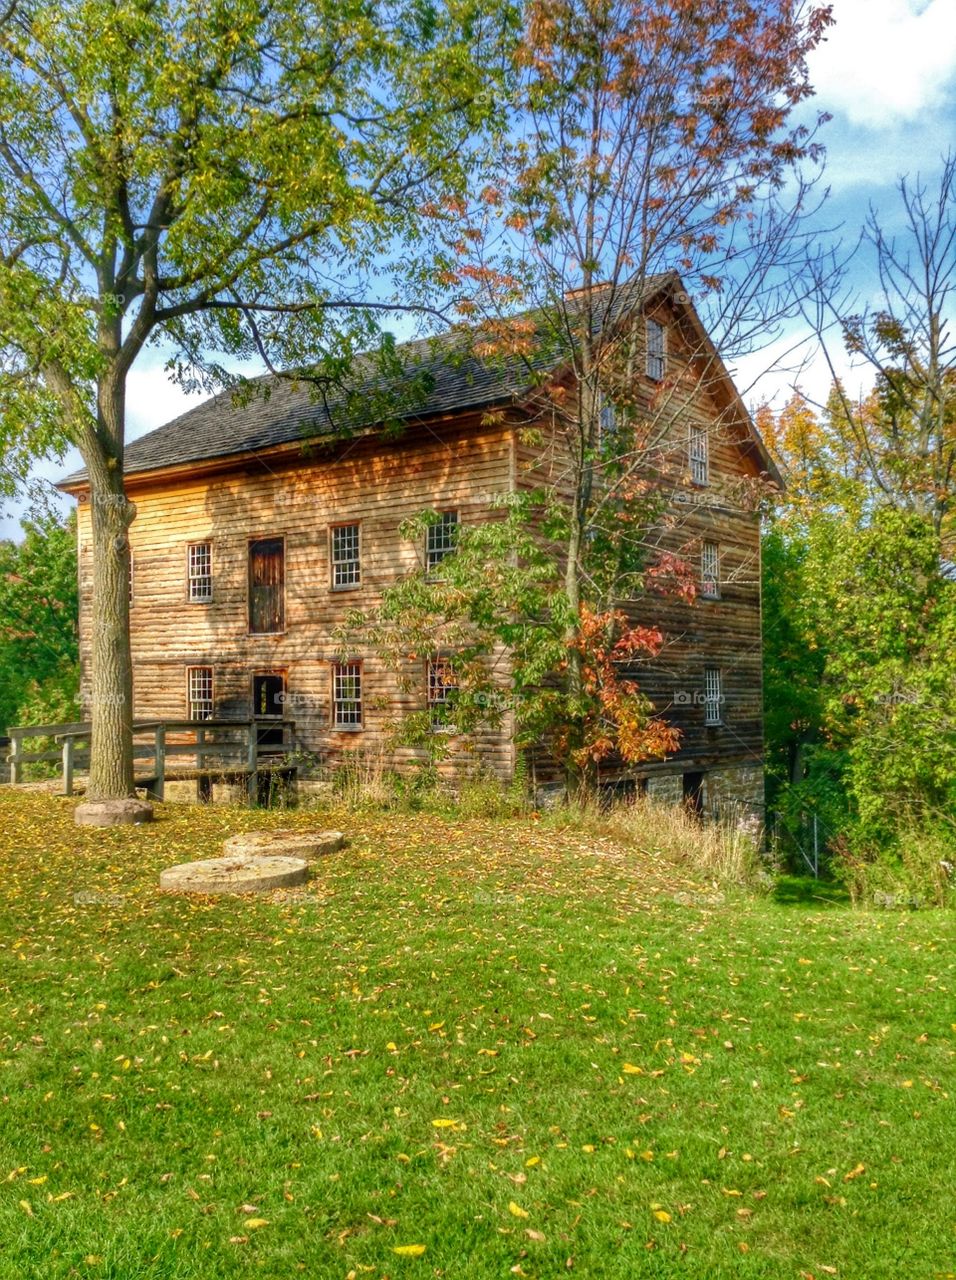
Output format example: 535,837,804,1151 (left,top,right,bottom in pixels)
126,358,213,441
729,323,875,413
809,0,956,129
